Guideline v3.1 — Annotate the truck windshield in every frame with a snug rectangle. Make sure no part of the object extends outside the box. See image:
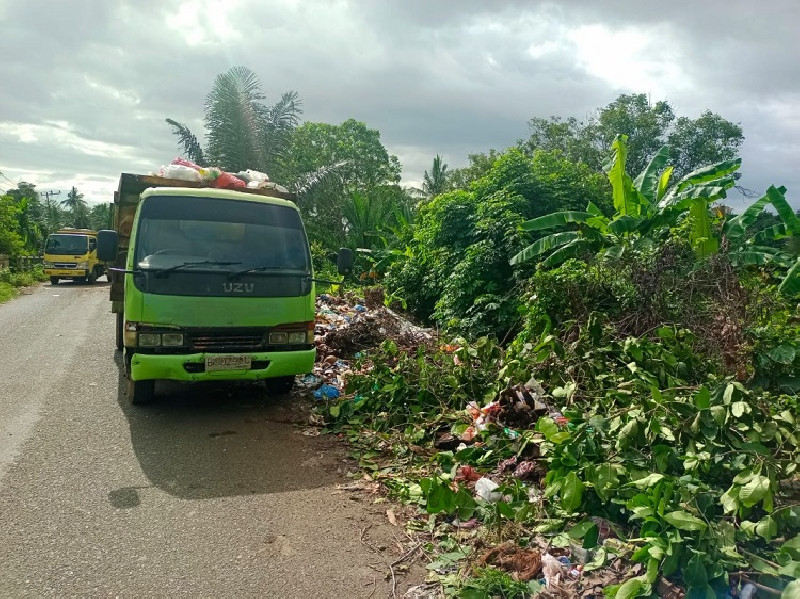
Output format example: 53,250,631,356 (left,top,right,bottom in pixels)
134,195,311,273
45,234,89,255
